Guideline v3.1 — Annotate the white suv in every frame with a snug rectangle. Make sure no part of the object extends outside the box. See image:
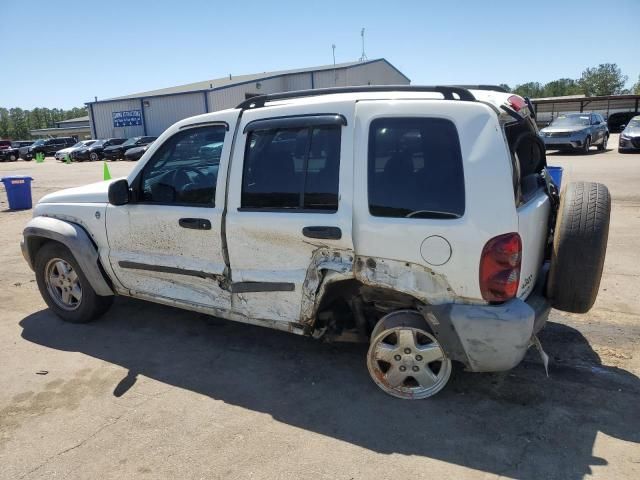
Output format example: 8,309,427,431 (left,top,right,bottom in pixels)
21,86,610,399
